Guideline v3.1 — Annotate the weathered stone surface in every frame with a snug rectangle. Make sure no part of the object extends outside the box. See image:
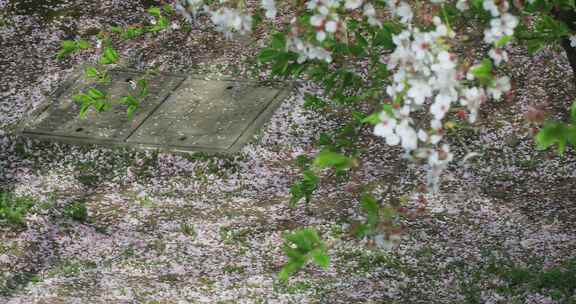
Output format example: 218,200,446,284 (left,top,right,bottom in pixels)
20,70,290,153
22,70,185,143
127,78,289,152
